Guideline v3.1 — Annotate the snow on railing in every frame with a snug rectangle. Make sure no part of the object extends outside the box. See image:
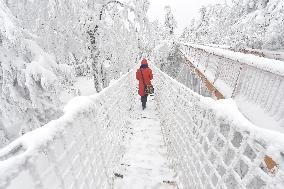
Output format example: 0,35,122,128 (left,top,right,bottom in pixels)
1,62,283,189
176,50,224,100
178,43,284,127
154,66,284,189
174,57,213,98
0,69,136,189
